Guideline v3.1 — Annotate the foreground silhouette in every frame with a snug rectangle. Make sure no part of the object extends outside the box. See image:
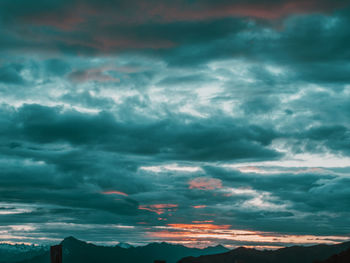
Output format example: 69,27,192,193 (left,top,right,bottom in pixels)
50,245,62,263
178,241,350,263
14,237,350,263
17,236,228,263
315,247,350,263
